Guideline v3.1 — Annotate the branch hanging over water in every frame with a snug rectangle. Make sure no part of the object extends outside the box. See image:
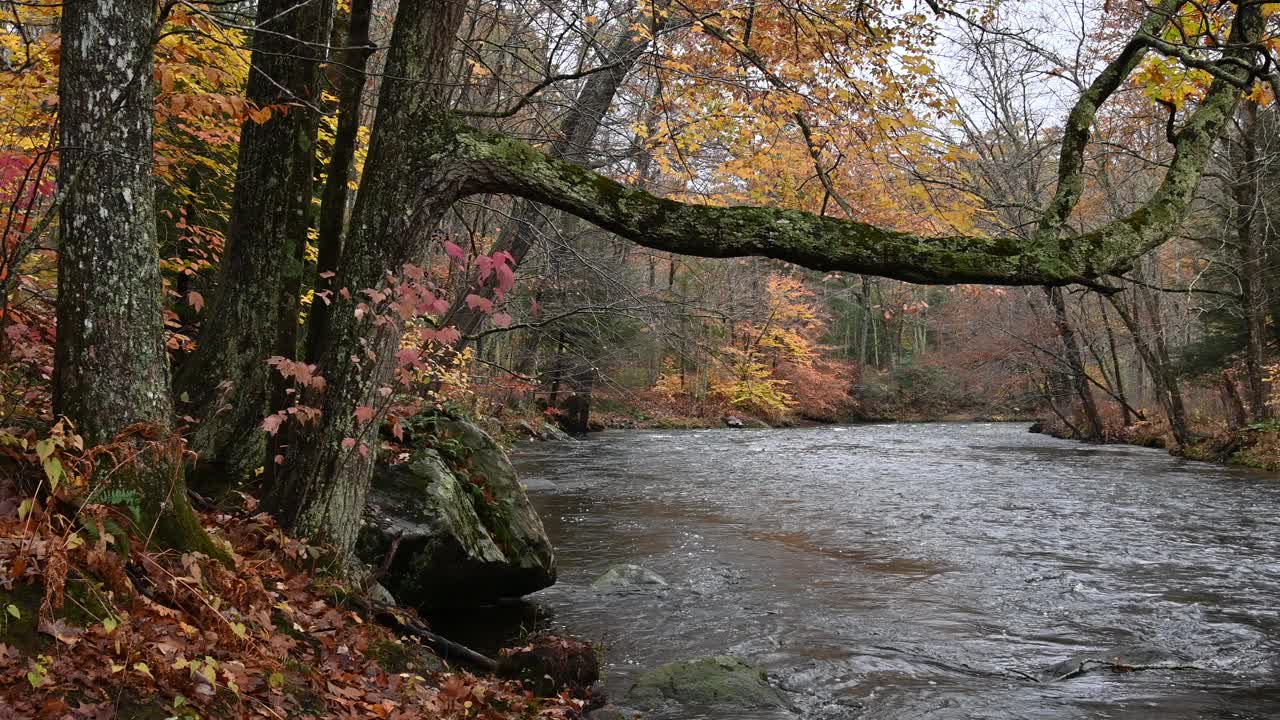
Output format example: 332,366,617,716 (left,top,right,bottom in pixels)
445,3,1263,287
